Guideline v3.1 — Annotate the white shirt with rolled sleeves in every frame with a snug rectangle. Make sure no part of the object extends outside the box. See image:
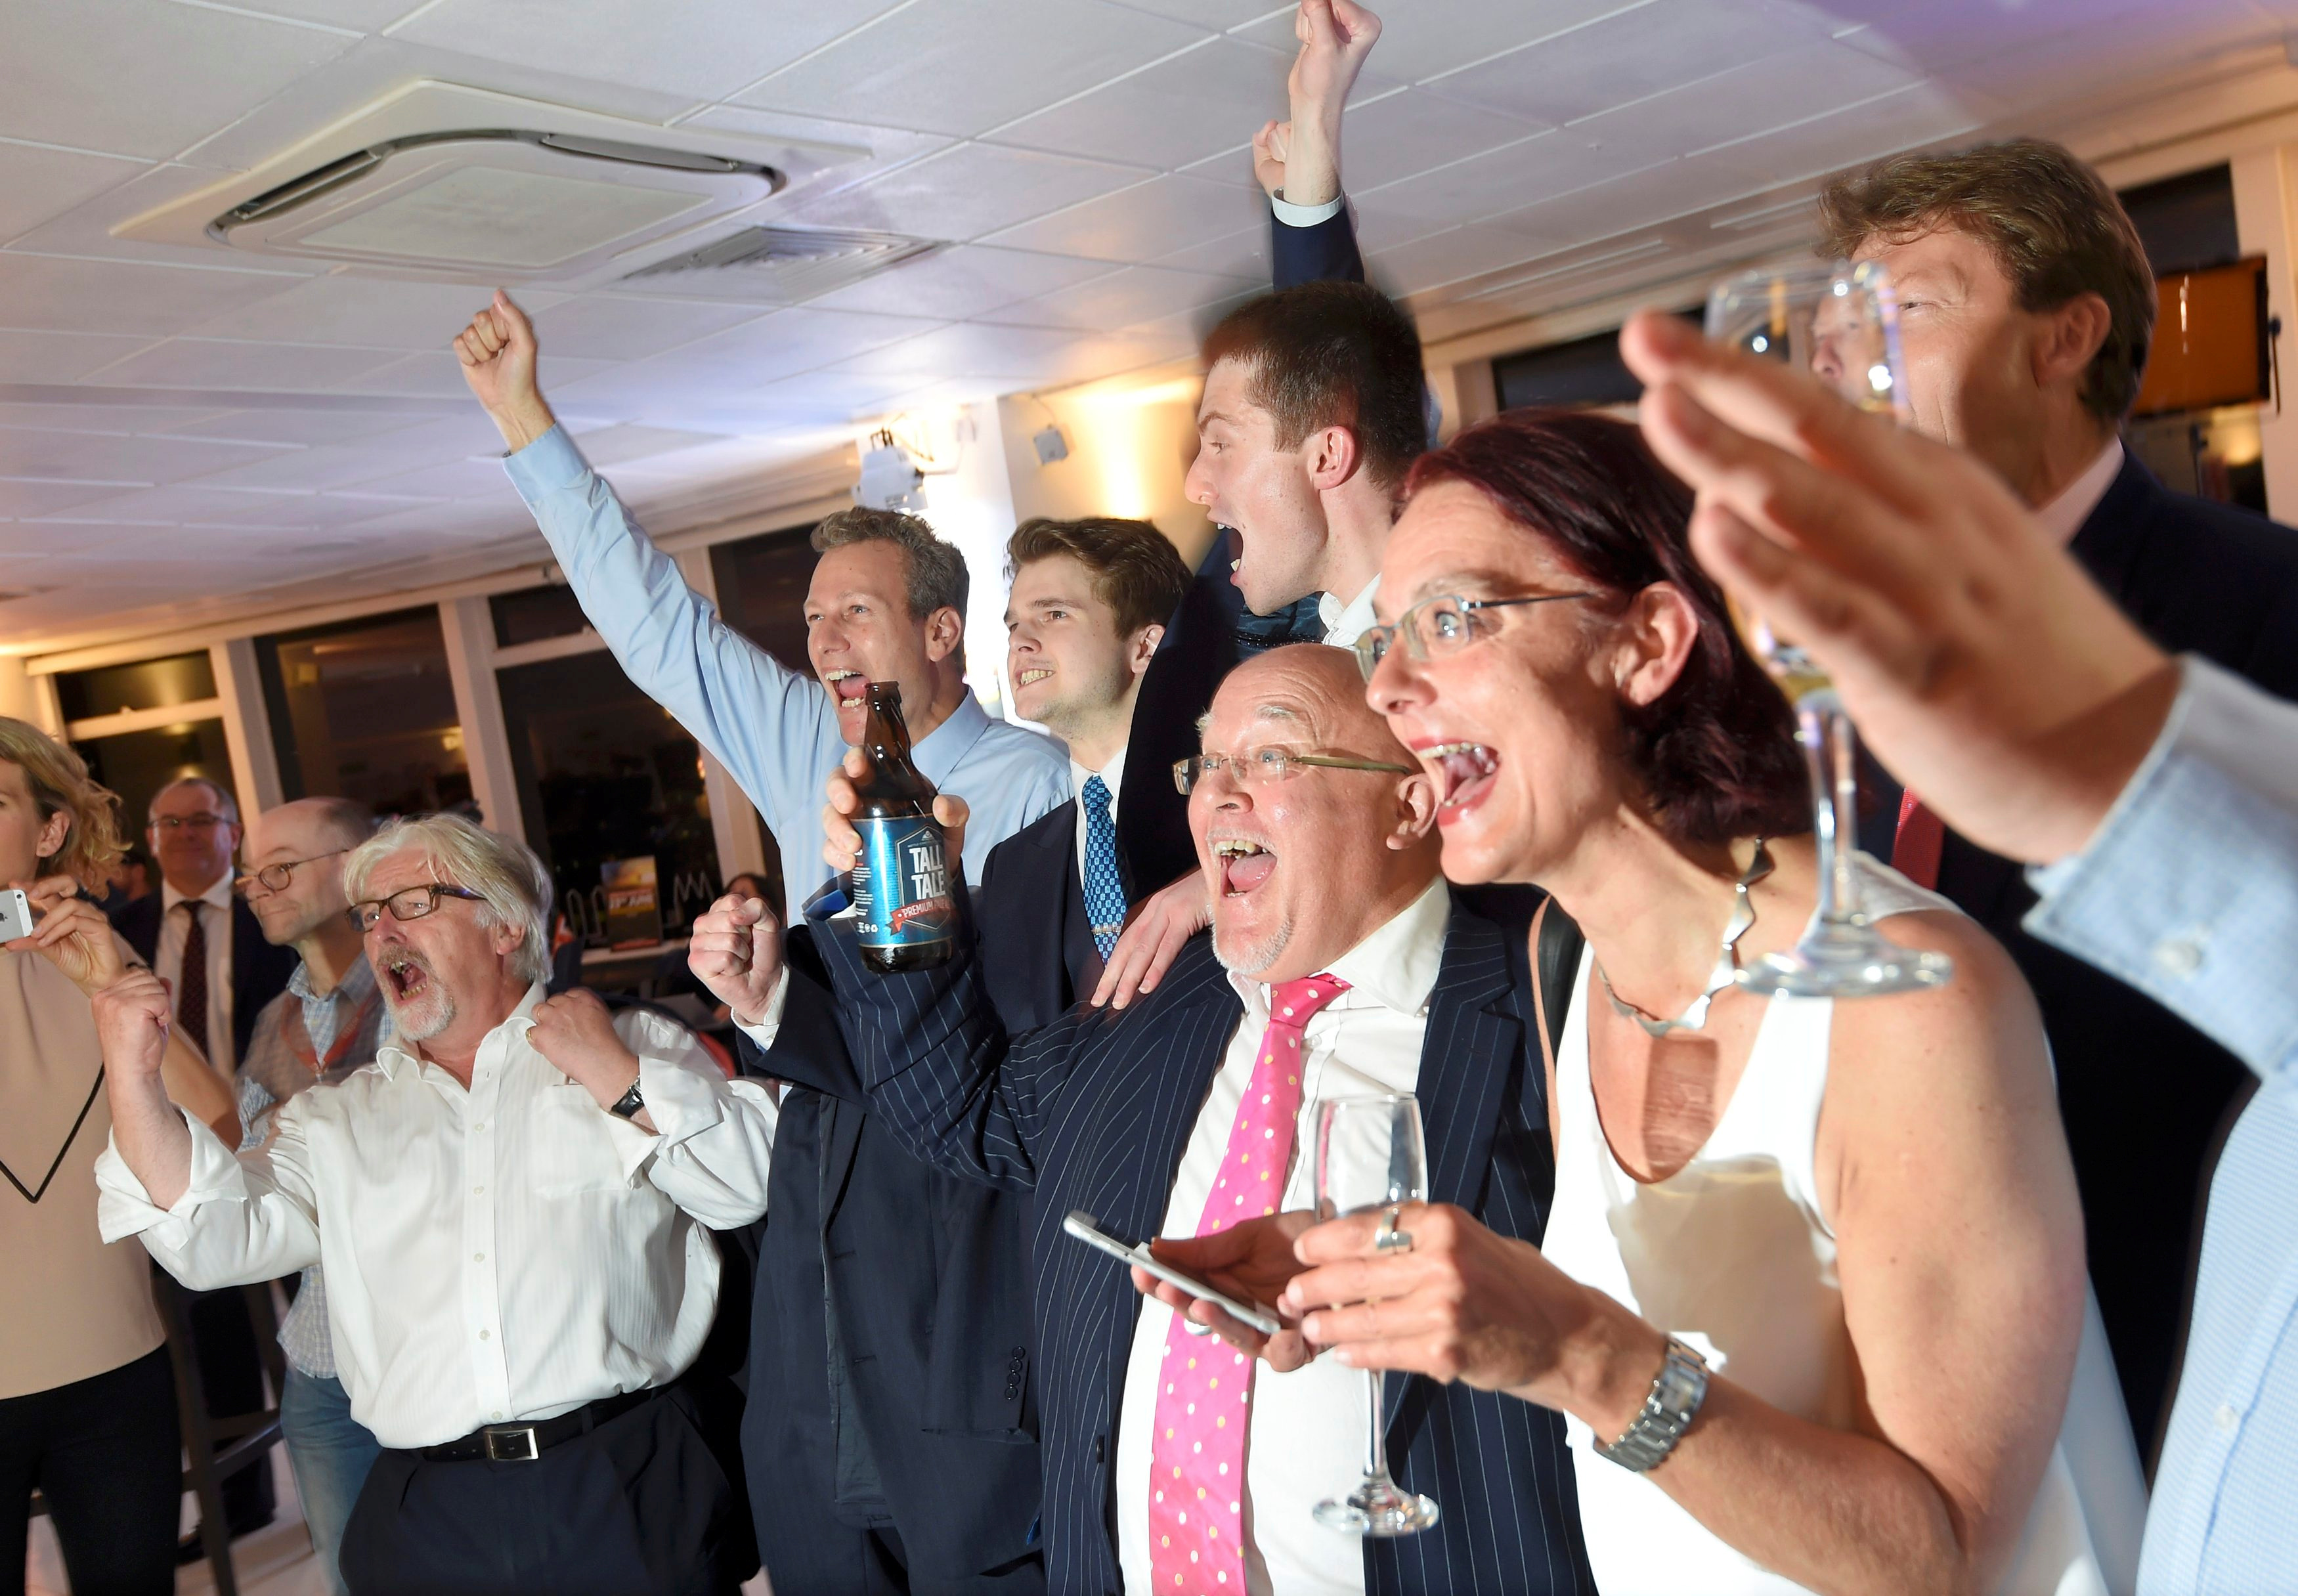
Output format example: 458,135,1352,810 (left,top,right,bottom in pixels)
95,986,775,1450
499,425,1072,918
